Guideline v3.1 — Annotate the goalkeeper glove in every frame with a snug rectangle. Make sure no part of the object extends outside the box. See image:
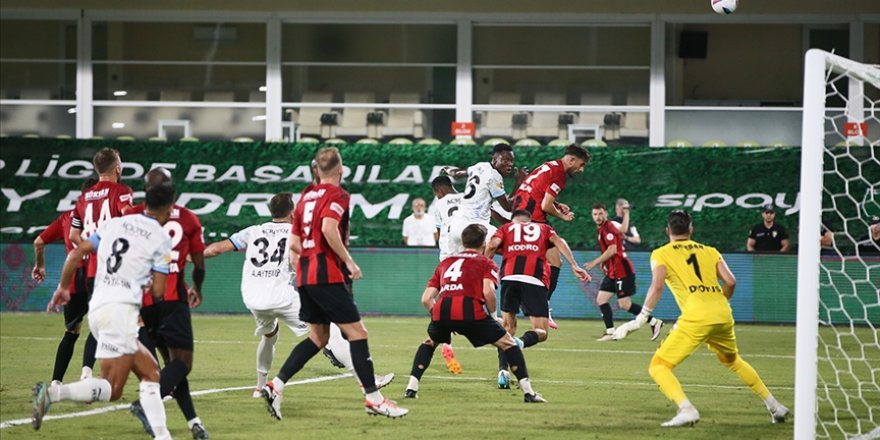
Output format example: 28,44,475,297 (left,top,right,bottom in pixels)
635,307,652,327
